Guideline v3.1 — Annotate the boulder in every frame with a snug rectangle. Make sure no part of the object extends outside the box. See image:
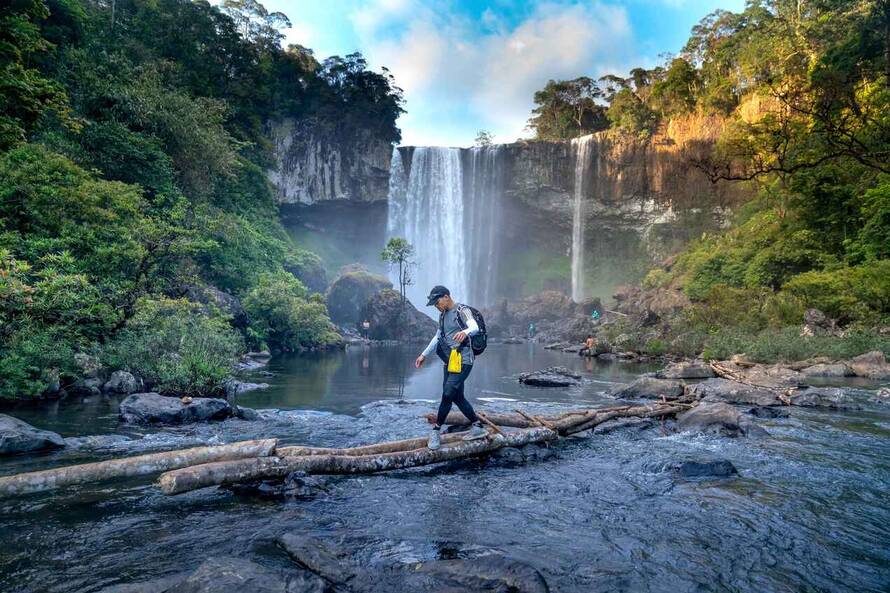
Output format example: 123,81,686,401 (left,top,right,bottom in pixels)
417,556,549,593
789,387,861,410
325,269,392,324
163,556,325,593
359,288,436,343
657,361,716,380
674,459,738,478
69,377,104,397
119,392,233,425
610,377,684,400
182,285,247,328
0,414,66,456
800,363,853,378
518,367,581,387
224,380,270,399
509,290,577,324
687,378,782,406
103,370,142,395
848,351,890,380
677,402,767,437
747,406,789,419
